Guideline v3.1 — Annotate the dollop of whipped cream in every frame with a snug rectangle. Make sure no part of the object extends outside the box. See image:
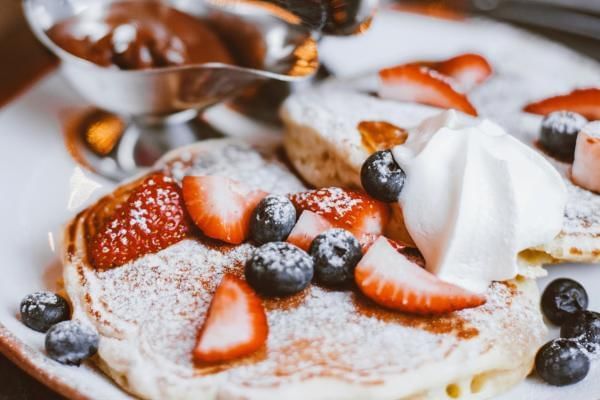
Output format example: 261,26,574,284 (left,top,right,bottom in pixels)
392,110,567,293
